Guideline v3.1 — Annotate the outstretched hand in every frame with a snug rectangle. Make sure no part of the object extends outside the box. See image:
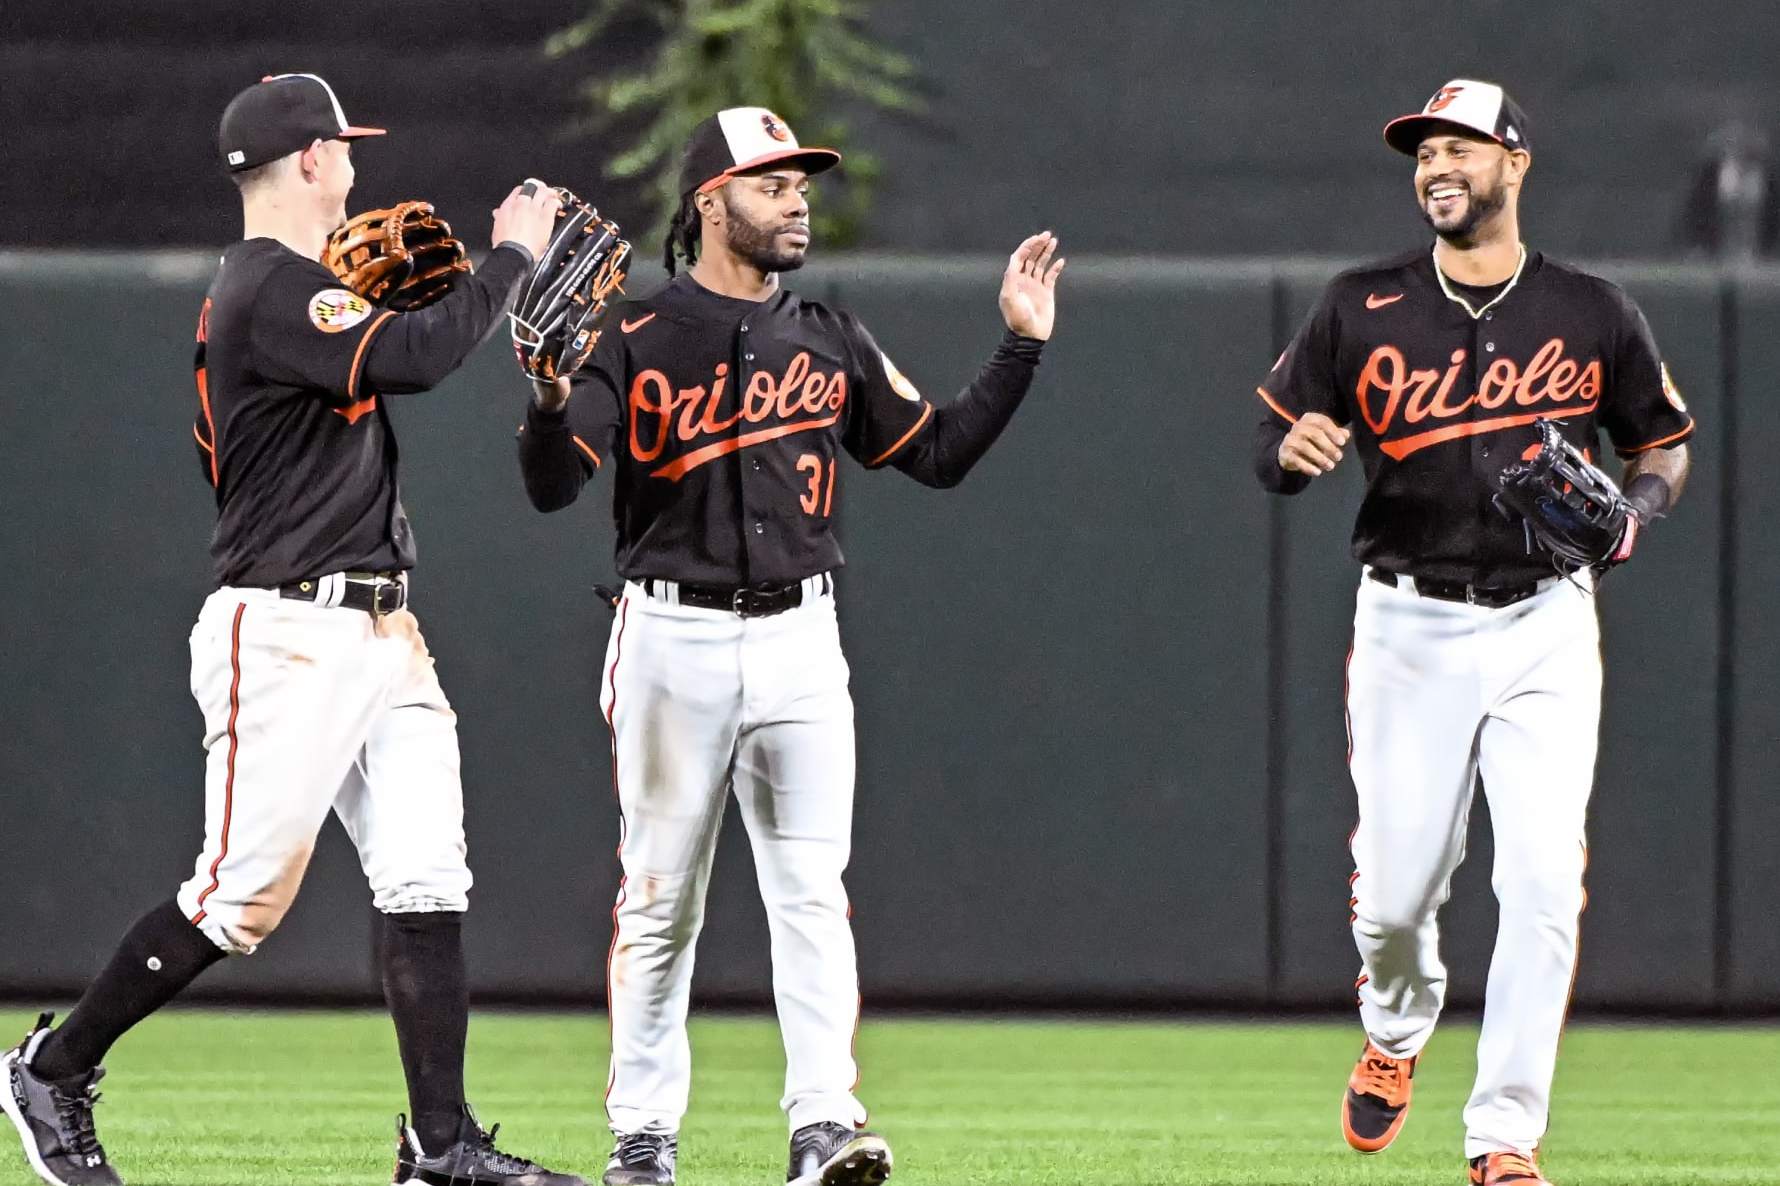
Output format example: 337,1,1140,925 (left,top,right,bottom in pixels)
492,178,563,258
999,231,1064,341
